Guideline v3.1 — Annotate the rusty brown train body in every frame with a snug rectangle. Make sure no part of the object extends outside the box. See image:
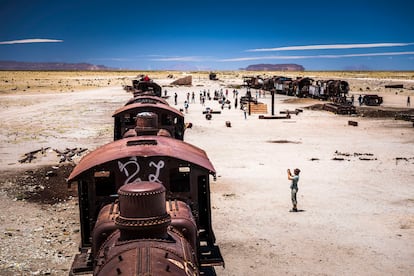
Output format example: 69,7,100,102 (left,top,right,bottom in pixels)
247,75,350,101
69,81,224,275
